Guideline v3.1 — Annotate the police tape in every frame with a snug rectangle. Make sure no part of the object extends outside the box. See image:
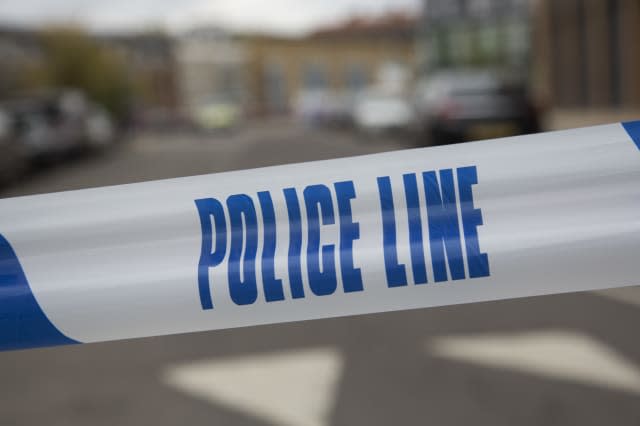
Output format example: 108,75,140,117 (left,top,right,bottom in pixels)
0,121,639,351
